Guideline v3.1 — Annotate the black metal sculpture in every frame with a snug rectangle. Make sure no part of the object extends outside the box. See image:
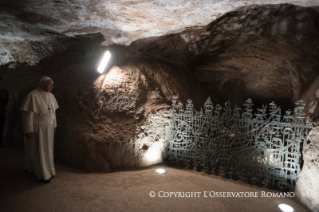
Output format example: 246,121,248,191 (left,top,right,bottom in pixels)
167,96,311,191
